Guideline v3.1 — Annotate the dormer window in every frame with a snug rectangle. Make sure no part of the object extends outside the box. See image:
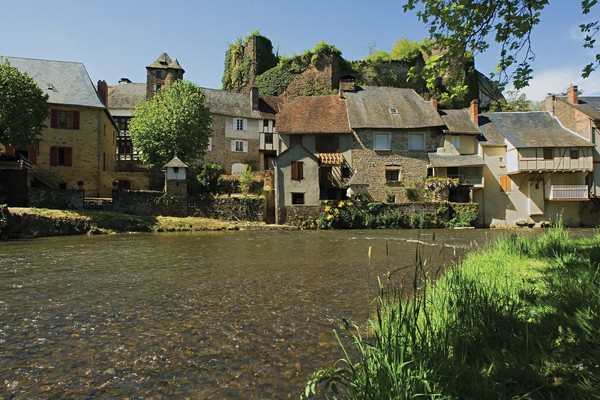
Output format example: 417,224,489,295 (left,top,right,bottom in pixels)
389,108,398,114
